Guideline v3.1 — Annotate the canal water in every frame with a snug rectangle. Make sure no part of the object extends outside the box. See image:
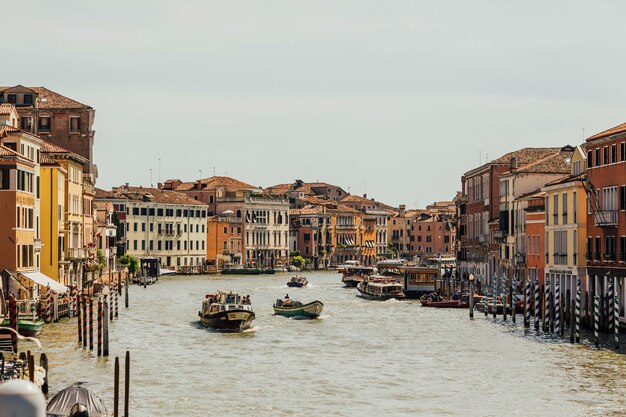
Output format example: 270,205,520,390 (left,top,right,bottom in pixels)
39,272,626,417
